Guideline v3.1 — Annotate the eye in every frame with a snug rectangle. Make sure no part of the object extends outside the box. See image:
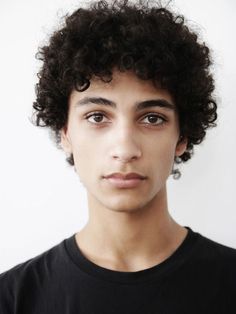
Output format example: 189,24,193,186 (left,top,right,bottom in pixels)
141,113,166,125
85,112,108,124
85,112,167,126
